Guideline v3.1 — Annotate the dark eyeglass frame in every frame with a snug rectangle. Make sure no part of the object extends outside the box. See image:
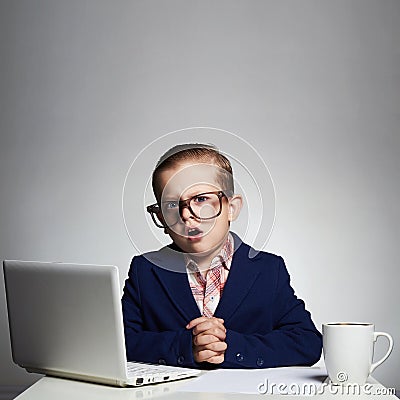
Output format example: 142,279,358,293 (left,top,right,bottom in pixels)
146,190,228,228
